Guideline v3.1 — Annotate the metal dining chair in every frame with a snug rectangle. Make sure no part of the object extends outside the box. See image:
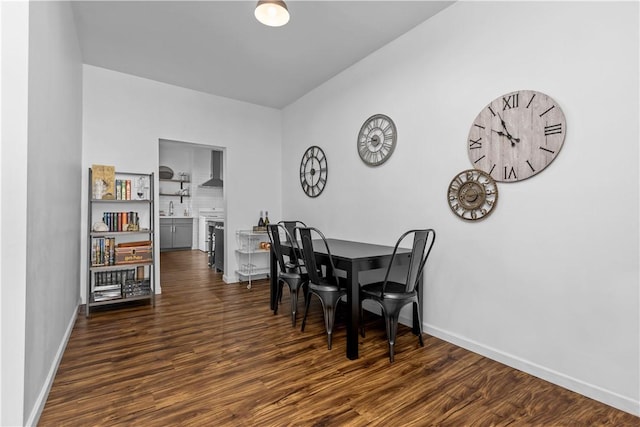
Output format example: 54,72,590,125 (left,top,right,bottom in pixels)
360,229,436,362
278,220,306,245
297,226,347,350
266,224,308,327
